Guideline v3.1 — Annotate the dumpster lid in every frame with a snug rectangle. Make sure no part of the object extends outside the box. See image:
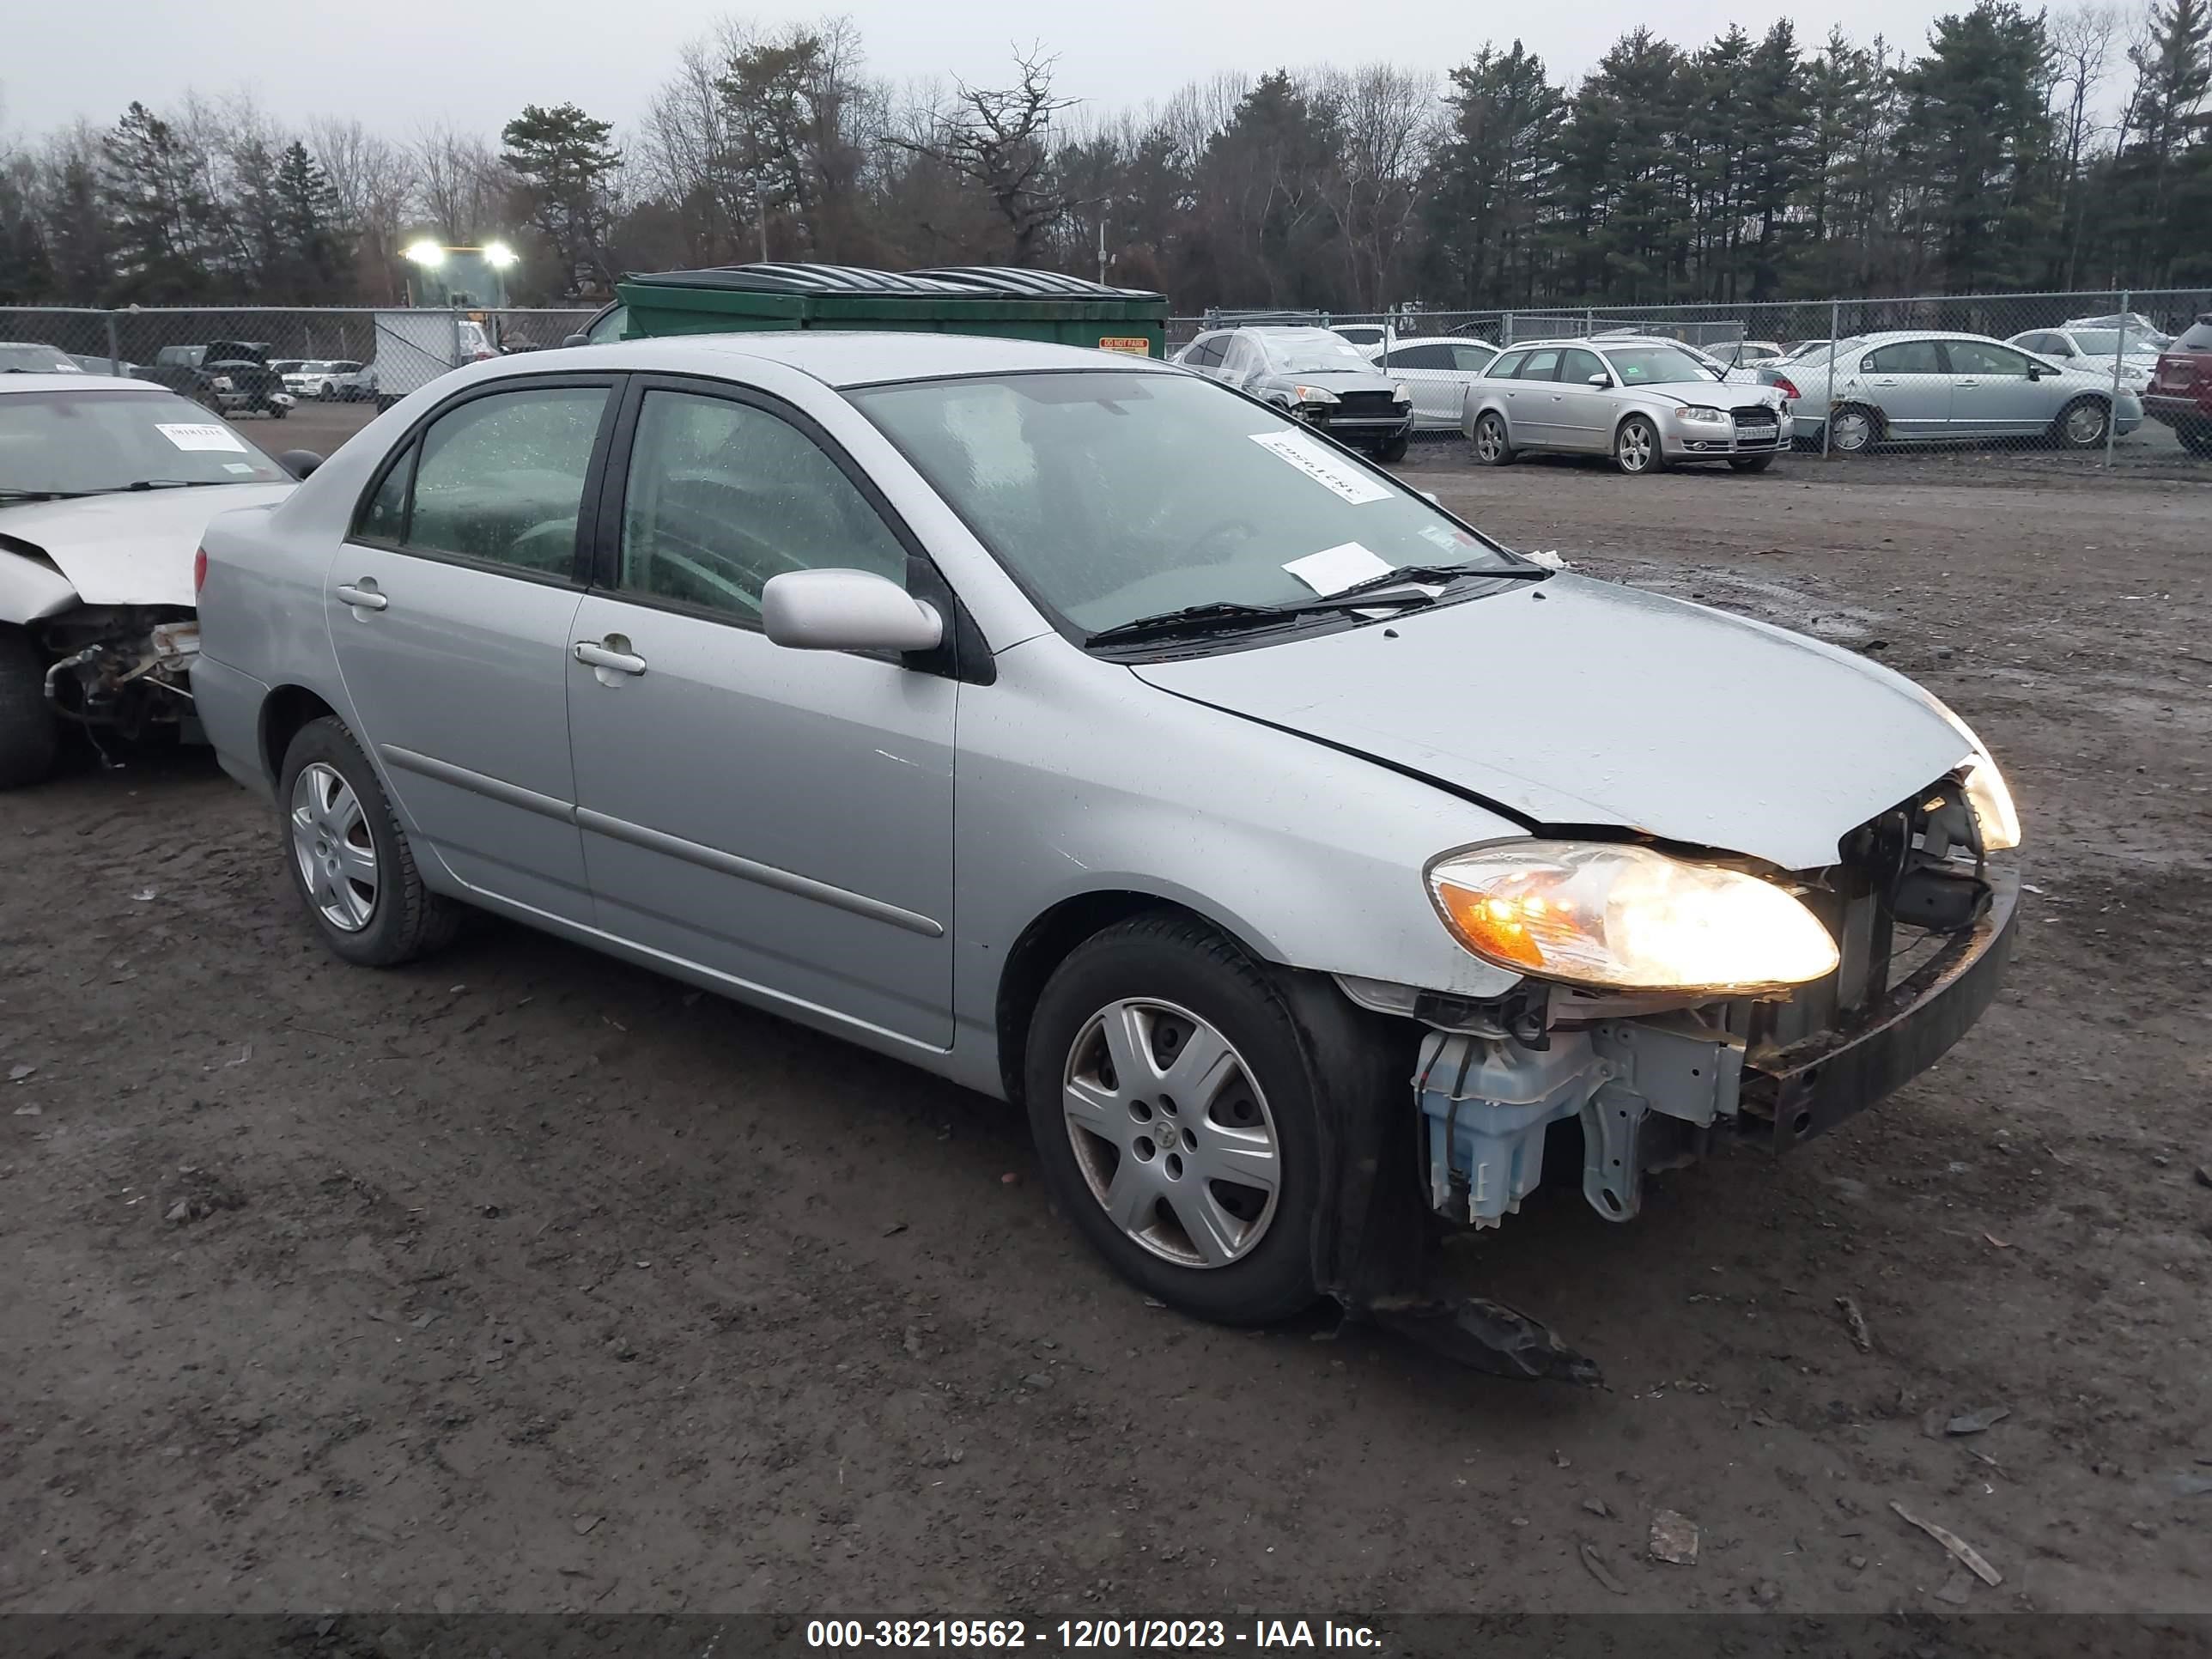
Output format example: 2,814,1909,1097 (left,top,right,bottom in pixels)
621,261,1163,303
